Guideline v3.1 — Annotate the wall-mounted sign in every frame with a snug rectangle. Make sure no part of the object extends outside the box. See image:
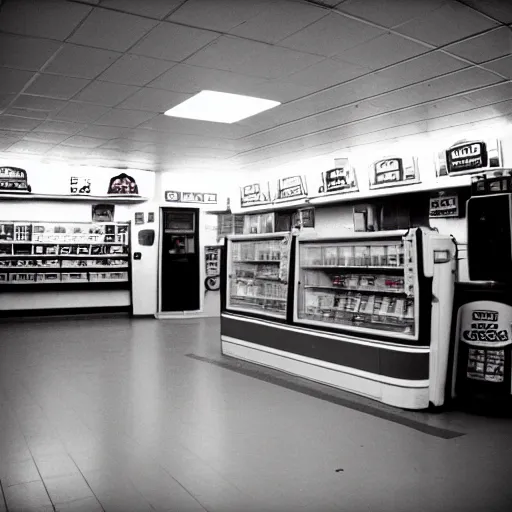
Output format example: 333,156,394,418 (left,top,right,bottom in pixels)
369,156,419,190
70,176,91,195
275,175,308,201
135,212,144,225
318,166,358,194
107,173,139,195
240,182,271,208
429,192,459,218
165,191,217,204
92,204,114,222
148,212,154,223
292,207,315,229
435,139,502,177
471,169,512,196
0,167,31,193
